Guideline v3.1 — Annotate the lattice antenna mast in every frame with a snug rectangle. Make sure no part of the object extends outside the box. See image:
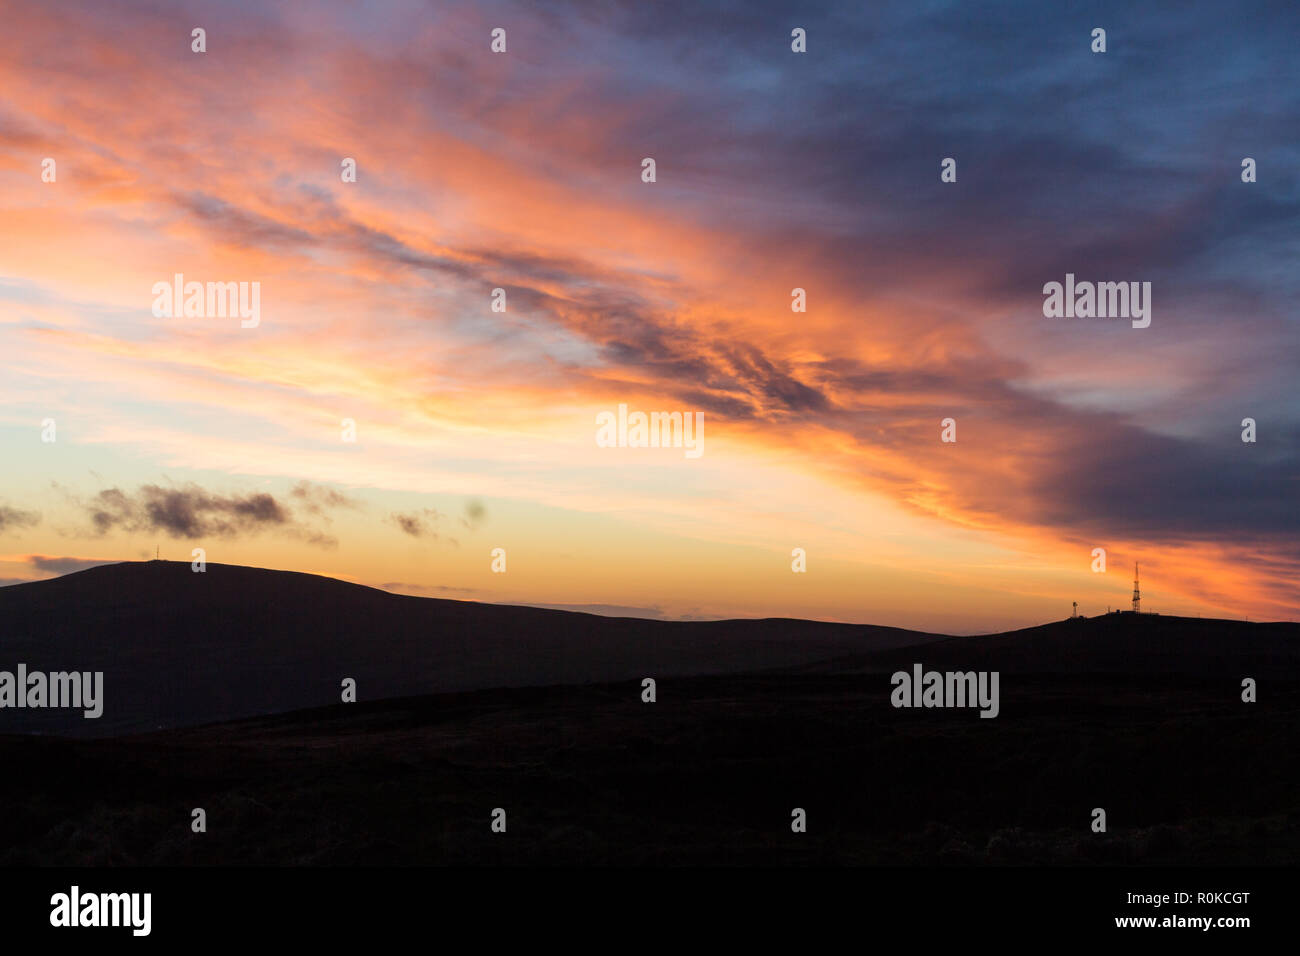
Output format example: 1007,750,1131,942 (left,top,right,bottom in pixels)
1131,562,1141,613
